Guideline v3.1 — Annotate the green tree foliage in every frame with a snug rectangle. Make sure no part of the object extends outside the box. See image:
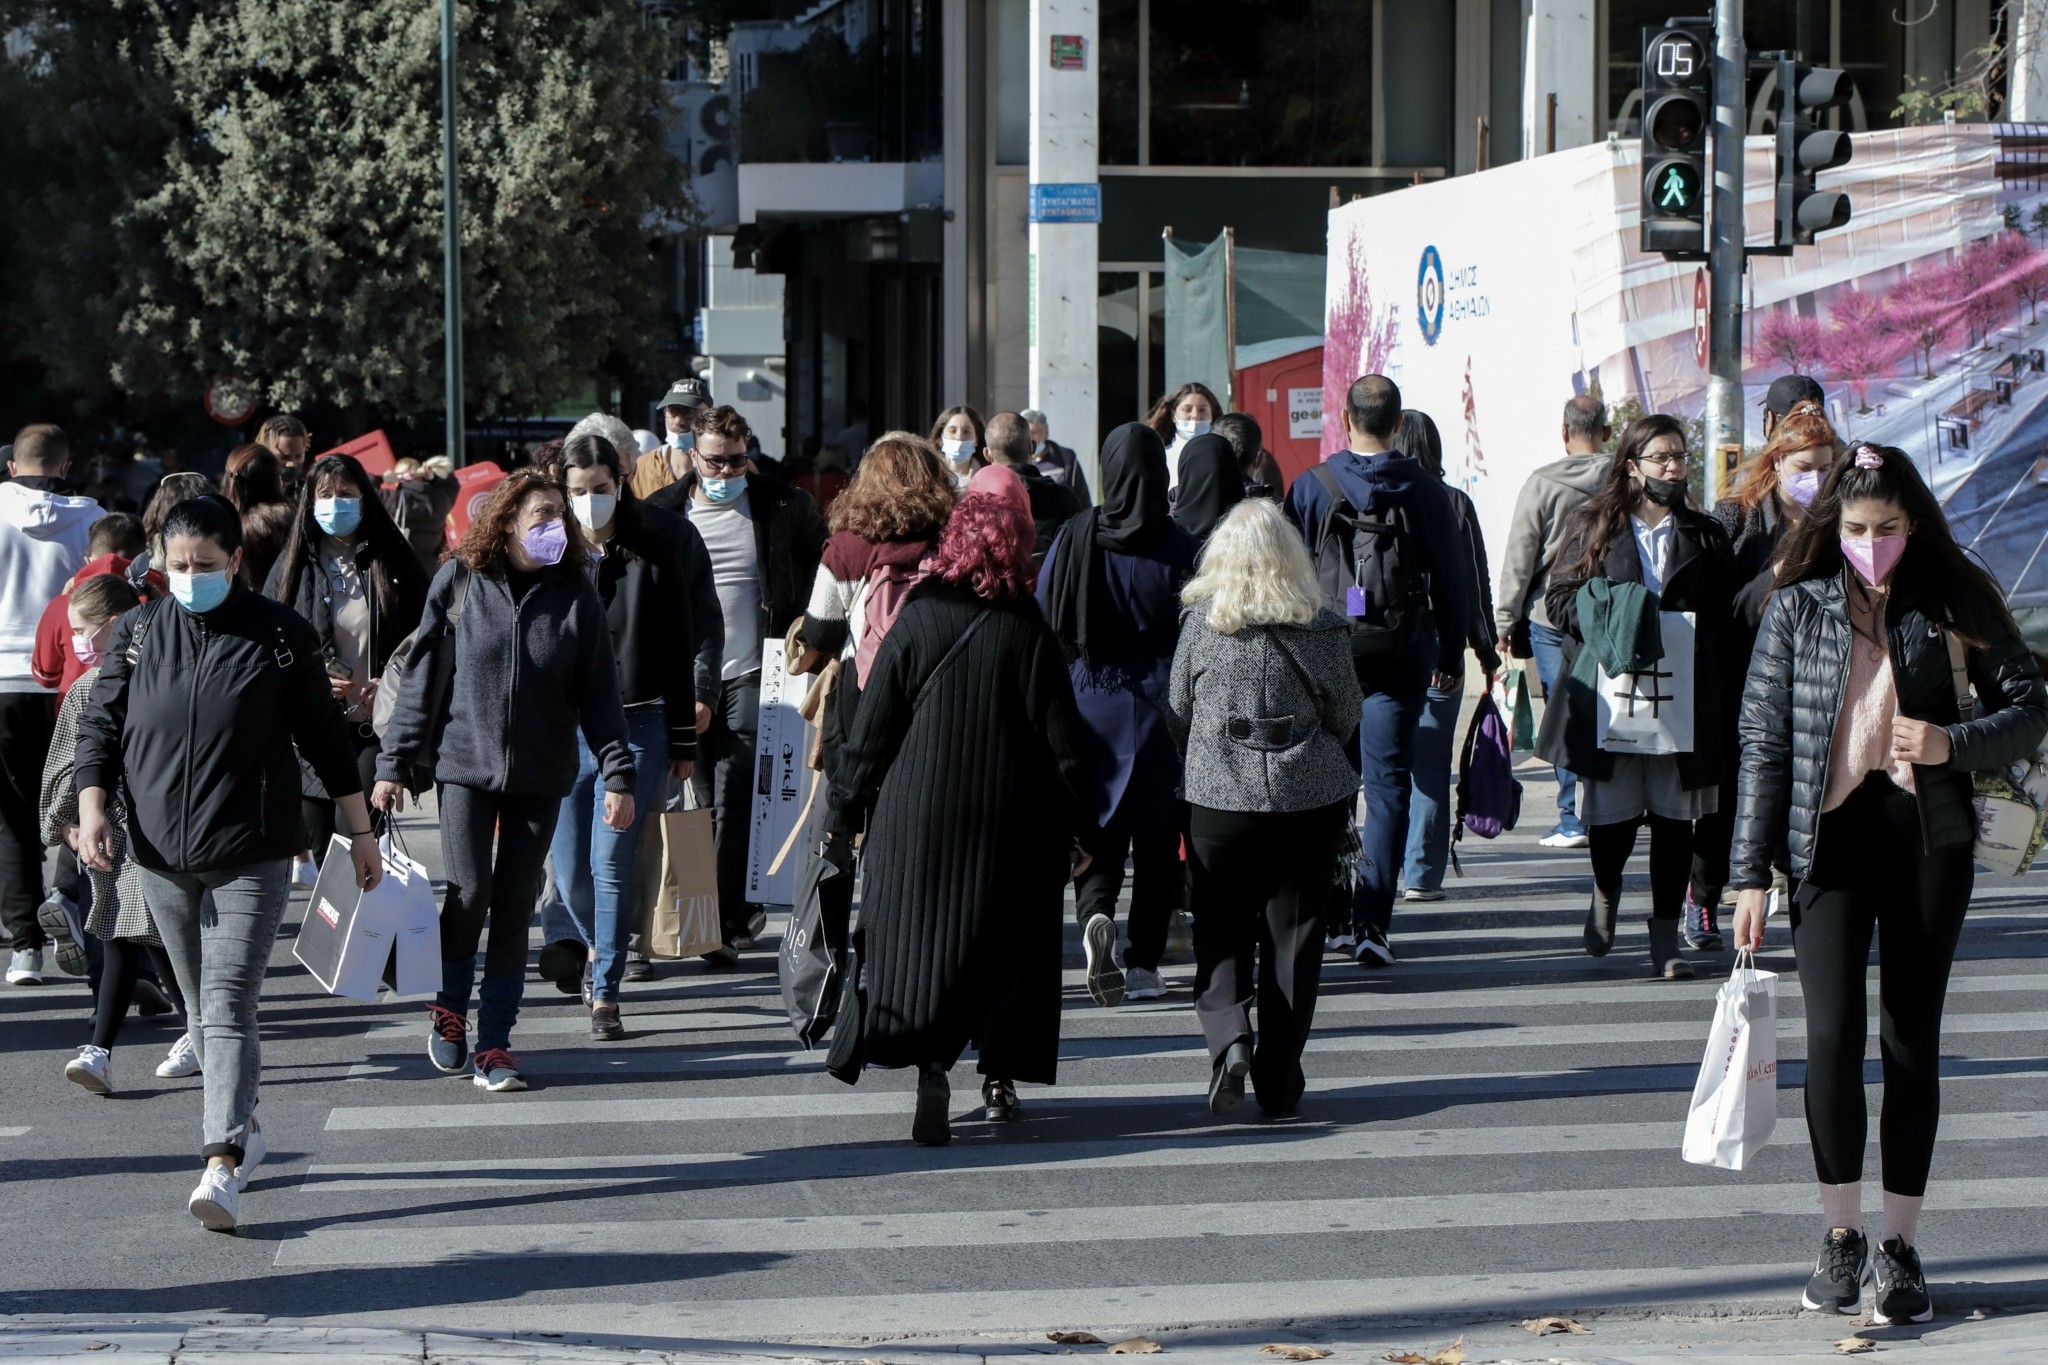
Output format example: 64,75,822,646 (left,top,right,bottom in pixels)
2,0,688,423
